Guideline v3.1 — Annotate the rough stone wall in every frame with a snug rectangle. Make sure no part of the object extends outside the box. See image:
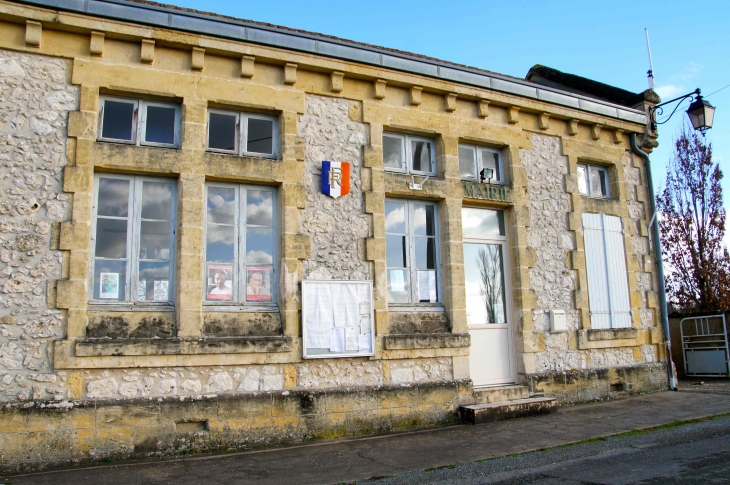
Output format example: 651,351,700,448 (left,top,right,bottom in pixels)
0,50,76,402
298,95,370,280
